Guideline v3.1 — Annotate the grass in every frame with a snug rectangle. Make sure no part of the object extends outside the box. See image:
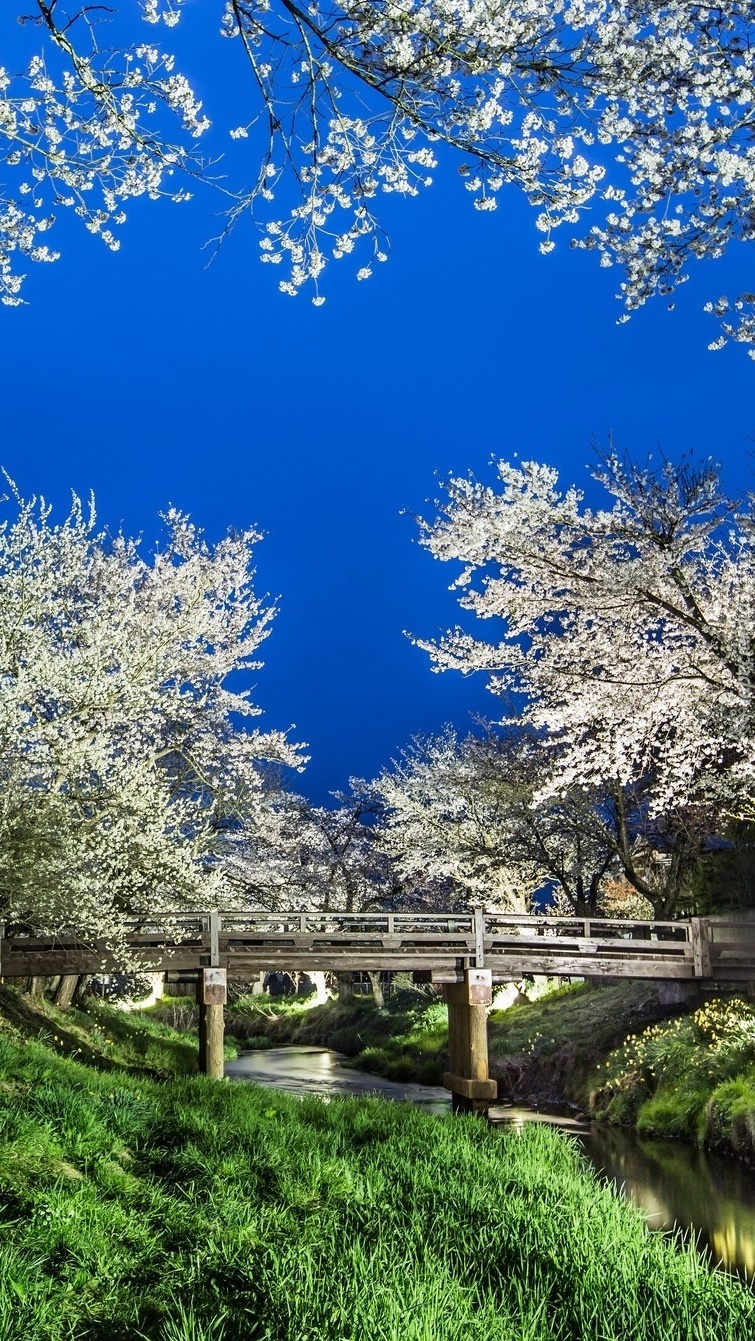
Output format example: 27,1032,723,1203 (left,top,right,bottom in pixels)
0,1013,754,1340
589,997,755,1159
0,985,206,1079
485,979,693,1107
